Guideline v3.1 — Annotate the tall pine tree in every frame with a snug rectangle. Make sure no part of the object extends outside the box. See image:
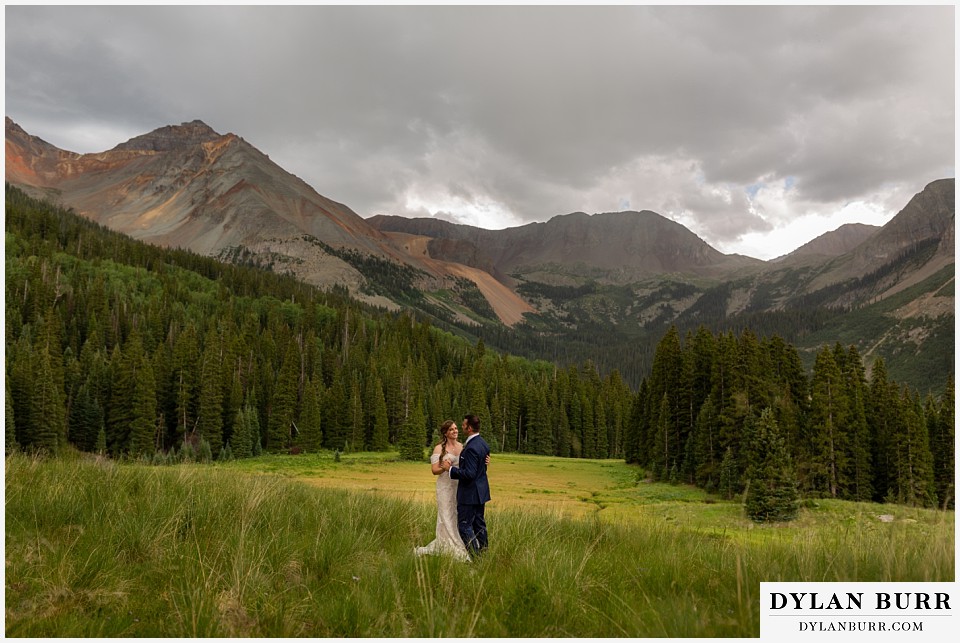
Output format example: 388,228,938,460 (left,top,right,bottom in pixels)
929,376,954,509
298,377,323,452
196,327,224,454
744,408,799,522
808,347,848,497
268,338,300,451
